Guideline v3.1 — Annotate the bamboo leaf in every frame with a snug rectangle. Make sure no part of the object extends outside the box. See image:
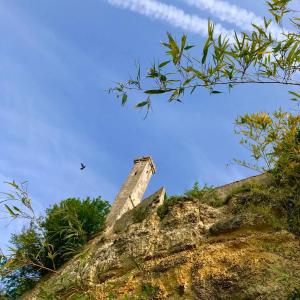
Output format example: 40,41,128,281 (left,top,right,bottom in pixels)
4,205,16,217
144,89,168,94
135,101,149,108
159,61,170,68
121,94,128,106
